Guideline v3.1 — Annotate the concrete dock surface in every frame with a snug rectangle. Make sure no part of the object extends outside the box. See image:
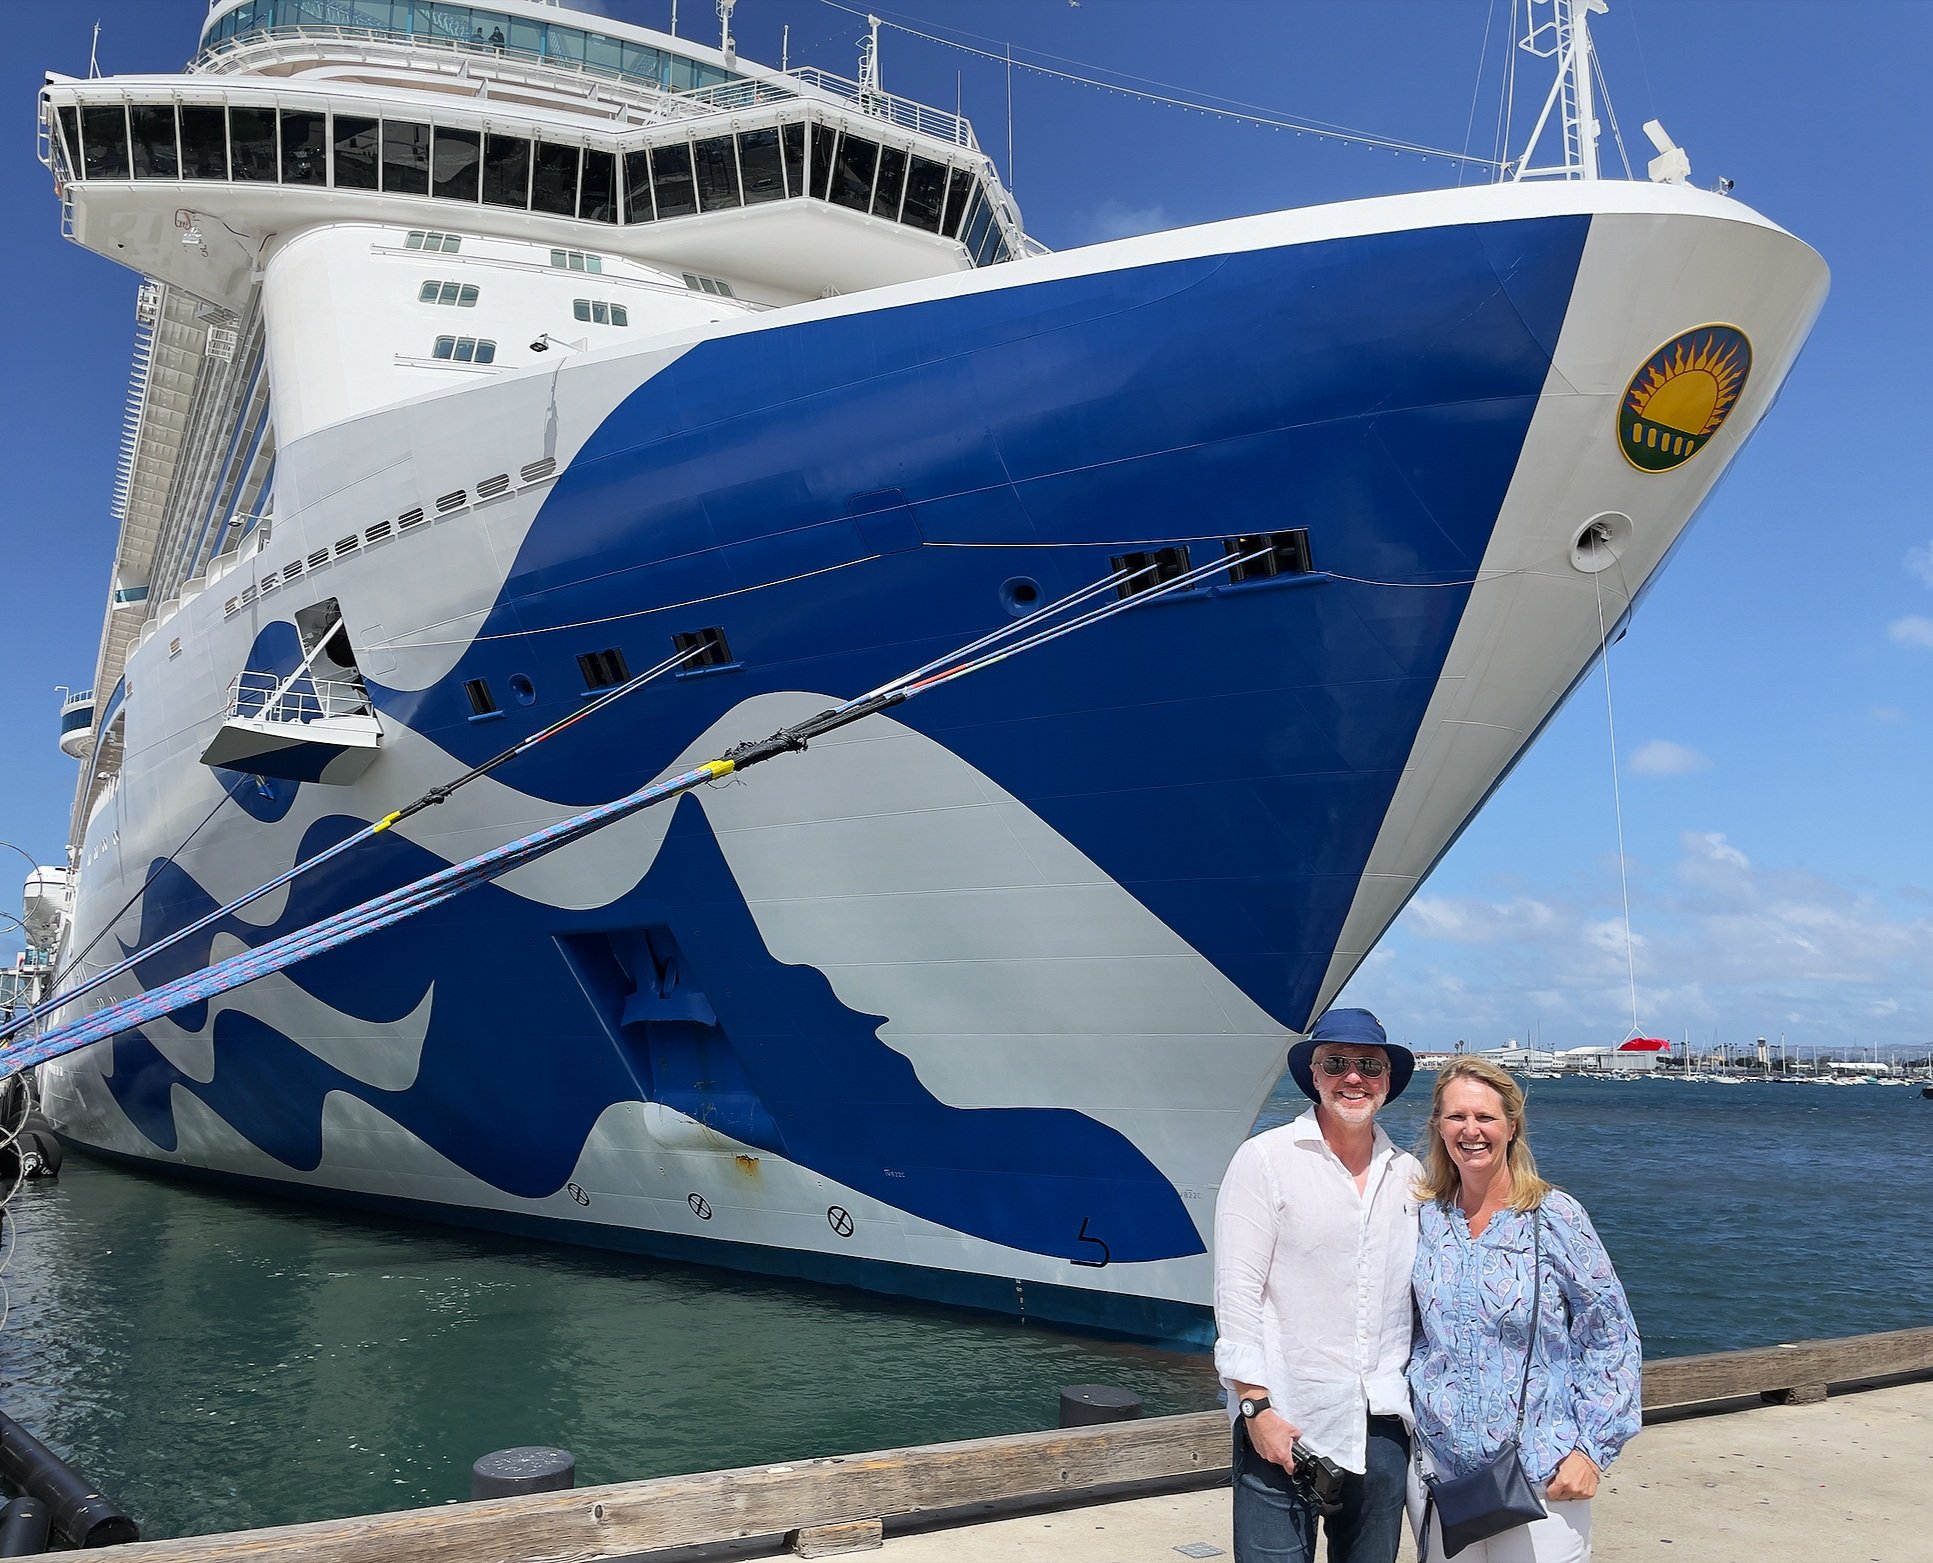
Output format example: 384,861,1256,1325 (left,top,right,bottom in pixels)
832,1381,1930,1563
